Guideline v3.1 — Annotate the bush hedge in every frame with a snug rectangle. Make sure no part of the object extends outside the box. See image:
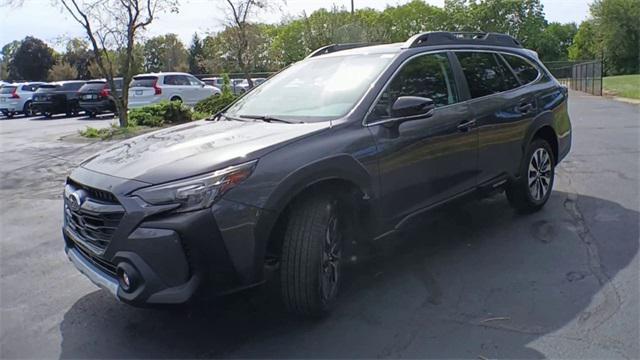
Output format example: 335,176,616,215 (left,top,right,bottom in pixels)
194,73,238,116
129,100,193,127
